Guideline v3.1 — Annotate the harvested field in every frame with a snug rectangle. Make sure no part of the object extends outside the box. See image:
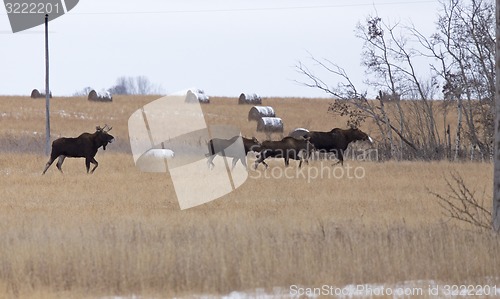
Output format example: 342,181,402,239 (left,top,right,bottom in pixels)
0,95,496,298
